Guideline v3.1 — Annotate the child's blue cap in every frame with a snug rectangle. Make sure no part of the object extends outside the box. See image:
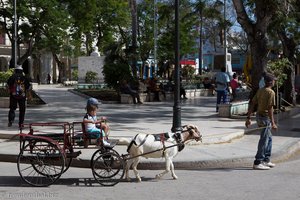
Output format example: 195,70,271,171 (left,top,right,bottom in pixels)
87,98,101,108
